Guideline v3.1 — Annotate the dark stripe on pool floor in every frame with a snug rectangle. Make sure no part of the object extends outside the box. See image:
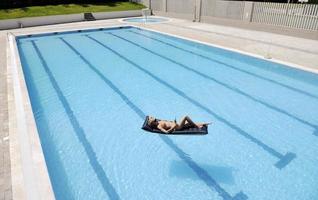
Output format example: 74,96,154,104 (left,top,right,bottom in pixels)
162,23,318,55
60,37,248,200
31,41,121,200
107,31,318,136
128,29,318,100
18,44,74,200
86,34,296,169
